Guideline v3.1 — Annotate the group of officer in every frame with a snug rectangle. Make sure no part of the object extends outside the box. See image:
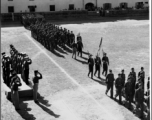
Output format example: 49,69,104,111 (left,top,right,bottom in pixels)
2,44,32,110
105,67,150,119
88,52,109,79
